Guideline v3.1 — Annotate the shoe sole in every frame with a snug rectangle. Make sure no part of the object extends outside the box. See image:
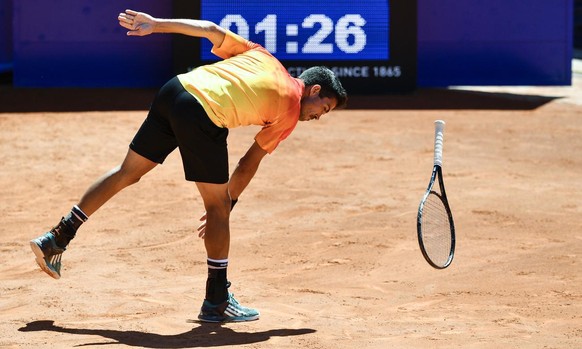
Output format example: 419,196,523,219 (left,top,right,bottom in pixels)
30,240,60,280
197,315,259,323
